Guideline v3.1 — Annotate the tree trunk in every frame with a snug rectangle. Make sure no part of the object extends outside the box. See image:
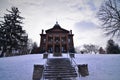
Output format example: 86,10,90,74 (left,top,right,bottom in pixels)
8,46,12,56
0,47,6,57
0,51,4,57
